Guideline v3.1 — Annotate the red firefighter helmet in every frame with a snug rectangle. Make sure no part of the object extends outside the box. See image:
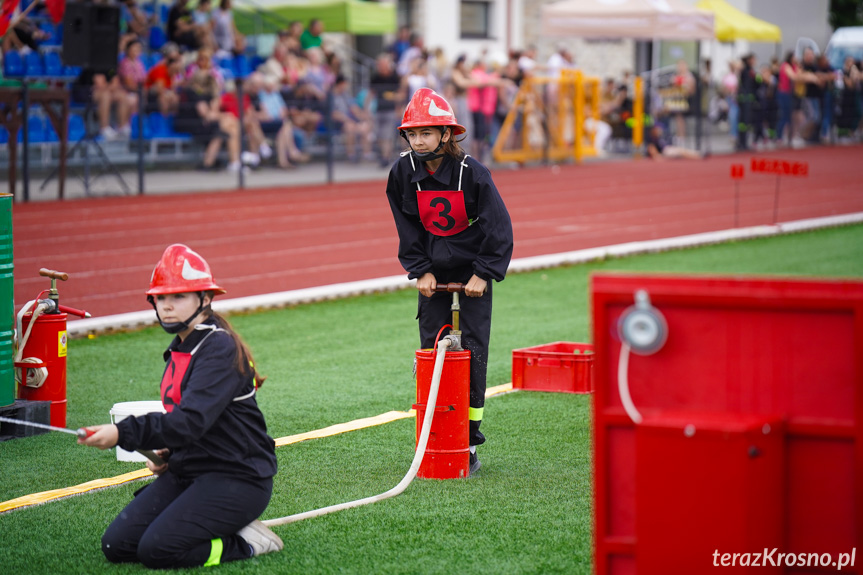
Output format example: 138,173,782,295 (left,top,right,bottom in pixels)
146,244,226,296
398,88,466,135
